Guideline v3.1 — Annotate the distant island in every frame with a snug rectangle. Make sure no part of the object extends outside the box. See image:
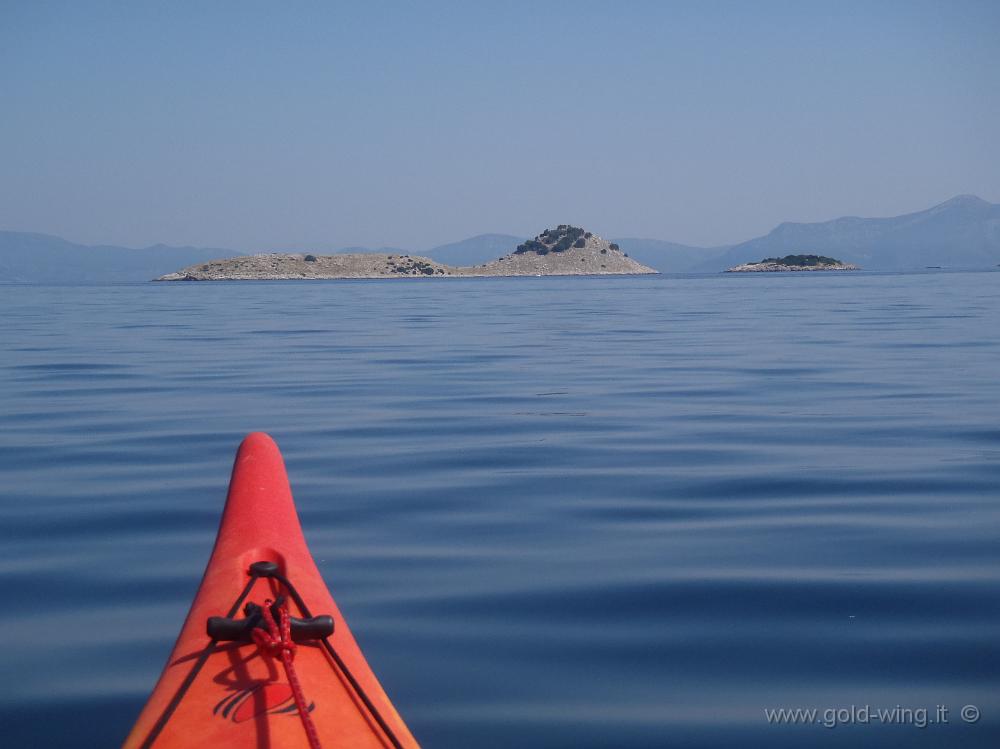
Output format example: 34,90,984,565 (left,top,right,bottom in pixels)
3,195,999,283
156,226,657,280
726,254,860,273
